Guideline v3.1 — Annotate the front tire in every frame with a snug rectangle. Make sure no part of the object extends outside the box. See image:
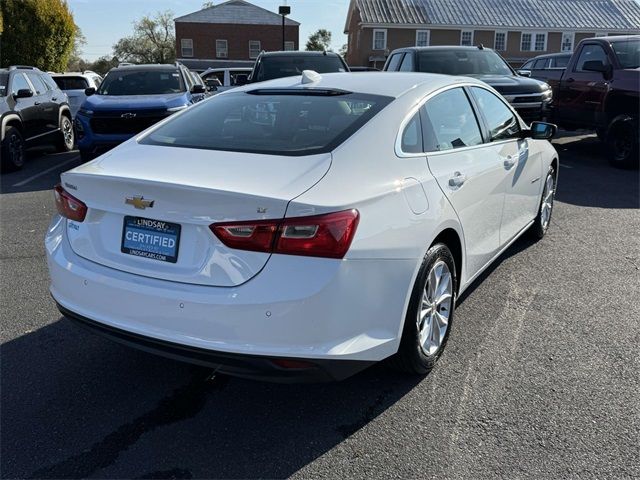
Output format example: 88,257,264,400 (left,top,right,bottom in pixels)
393,243,457,374
606,115,639,169
55,115,75,152
530,166,556,239
1,126,26,171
